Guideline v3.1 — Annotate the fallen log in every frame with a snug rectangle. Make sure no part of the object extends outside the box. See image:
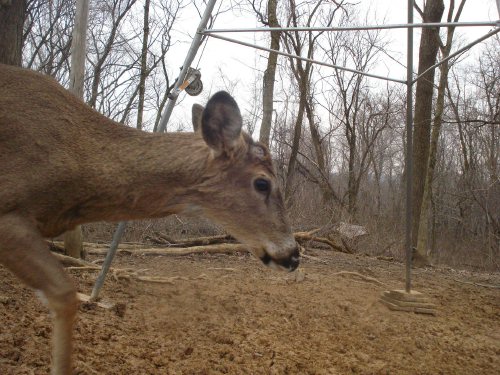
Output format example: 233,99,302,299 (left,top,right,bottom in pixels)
86,243,249,256
294,231,351,253
145,233,235,247
52,241,145,251
51,227,352,260
81,242,144,250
